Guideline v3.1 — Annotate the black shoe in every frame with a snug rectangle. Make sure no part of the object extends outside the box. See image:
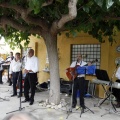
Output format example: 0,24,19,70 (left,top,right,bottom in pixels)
115,103,120,108
22,99,30,103
8,82,12,86
81,105,86,109
0,82,3,84
29,101,34,105
17,95,22,98
72,104,76,108
11,94,17,97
